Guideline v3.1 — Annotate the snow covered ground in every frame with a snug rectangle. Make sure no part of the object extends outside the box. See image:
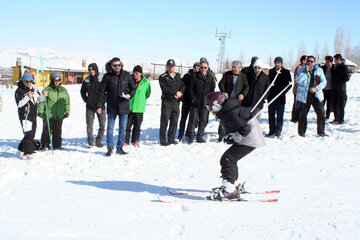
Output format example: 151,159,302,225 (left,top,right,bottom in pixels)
1,74,360,239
